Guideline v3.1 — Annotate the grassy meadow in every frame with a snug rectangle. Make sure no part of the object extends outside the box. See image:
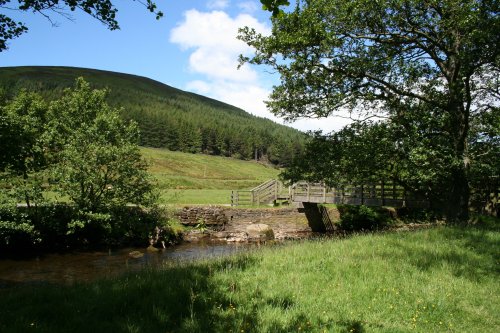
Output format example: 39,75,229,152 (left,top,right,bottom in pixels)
1,224,498,332
8,148,279,206
143,147,280,205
